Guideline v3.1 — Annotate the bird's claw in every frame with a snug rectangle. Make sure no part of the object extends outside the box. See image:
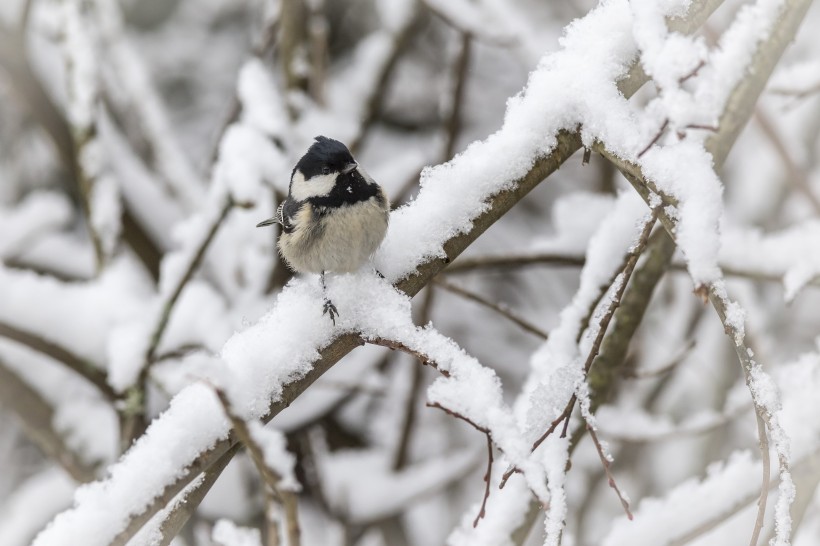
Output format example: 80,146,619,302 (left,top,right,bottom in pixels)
323,298,339,325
